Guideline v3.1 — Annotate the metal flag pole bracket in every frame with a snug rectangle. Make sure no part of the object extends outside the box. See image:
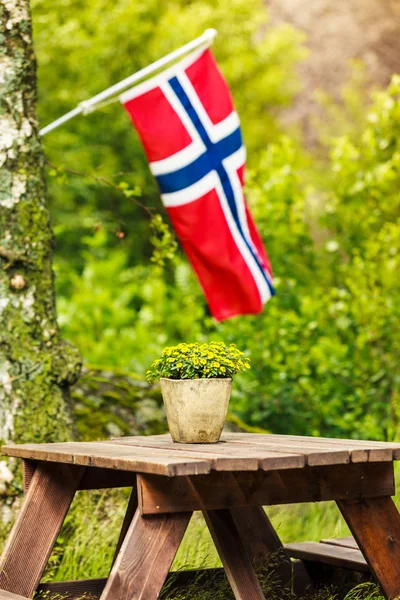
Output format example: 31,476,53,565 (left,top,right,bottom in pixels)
39,28,217,136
